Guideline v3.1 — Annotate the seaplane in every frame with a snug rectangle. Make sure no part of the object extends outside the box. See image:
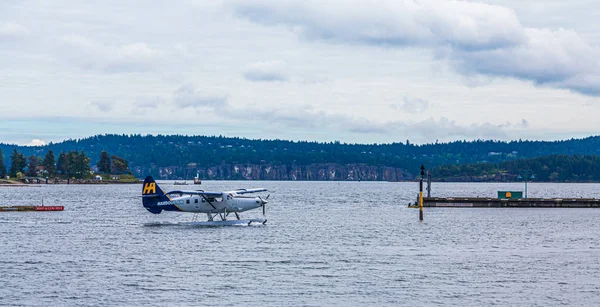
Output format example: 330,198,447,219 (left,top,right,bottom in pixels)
141,176,270,226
